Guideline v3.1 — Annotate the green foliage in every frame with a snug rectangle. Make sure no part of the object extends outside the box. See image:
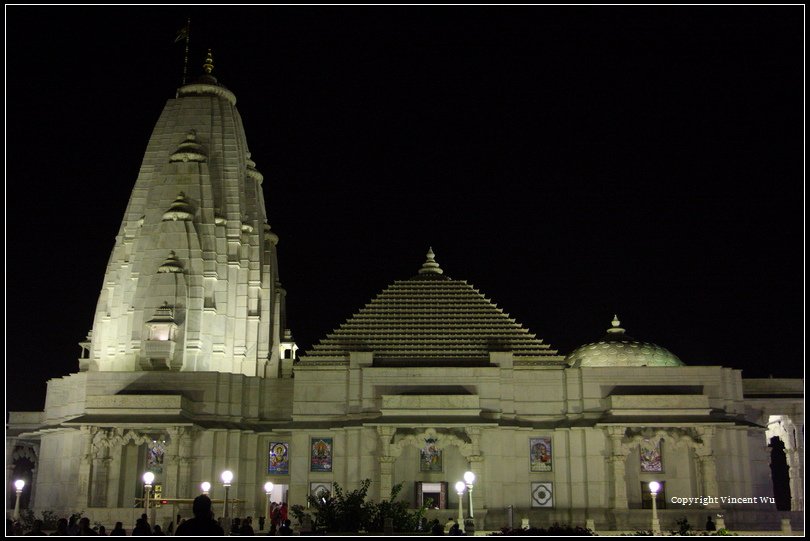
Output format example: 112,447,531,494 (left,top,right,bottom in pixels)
290,478,427,533
17,509,62,532
491,523,594,536
675,517,693,535
710,528,737,536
